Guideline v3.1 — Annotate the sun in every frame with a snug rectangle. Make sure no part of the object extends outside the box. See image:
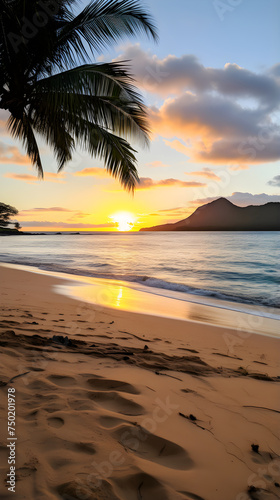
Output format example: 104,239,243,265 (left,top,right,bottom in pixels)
110,212,136,232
